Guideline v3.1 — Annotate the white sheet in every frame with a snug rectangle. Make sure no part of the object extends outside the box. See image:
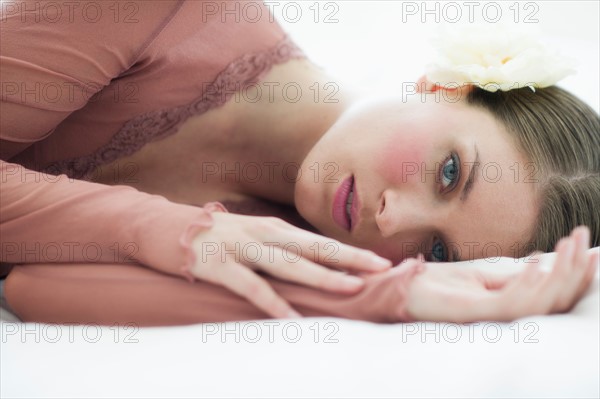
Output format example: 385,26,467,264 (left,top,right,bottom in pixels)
2,253,598,398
